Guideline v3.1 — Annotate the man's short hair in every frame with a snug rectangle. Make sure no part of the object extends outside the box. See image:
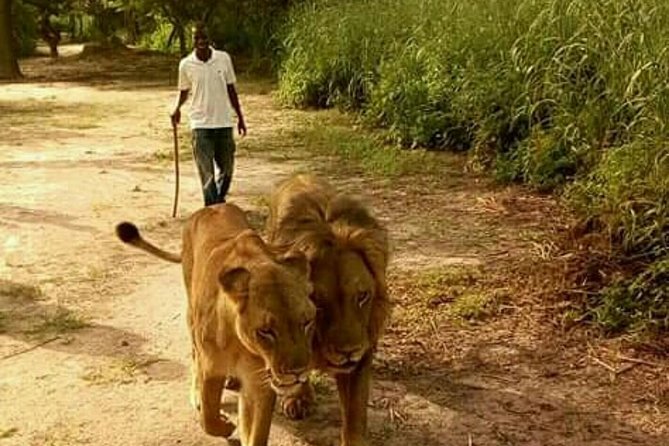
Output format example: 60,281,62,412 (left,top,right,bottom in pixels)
192,22,208,36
